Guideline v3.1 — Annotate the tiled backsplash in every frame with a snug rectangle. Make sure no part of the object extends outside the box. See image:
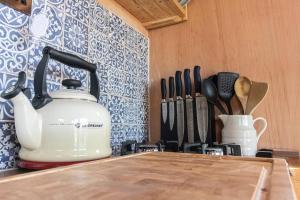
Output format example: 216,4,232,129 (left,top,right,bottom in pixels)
0,0,149,170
